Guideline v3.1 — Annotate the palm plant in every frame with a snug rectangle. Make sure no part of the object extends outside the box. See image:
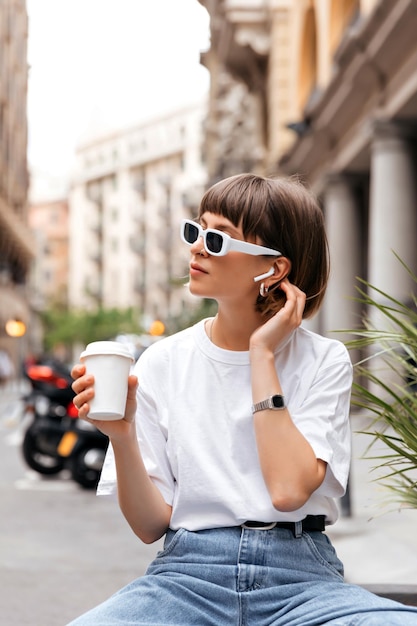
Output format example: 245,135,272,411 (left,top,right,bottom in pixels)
346,260,417,508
